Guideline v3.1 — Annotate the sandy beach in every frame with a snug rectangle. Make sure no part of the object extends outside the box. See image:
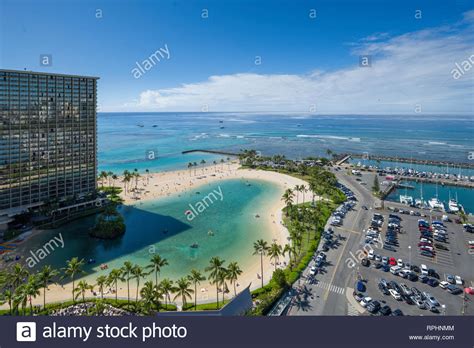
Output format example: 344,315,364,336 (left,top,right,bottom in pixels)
2,162,314,308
